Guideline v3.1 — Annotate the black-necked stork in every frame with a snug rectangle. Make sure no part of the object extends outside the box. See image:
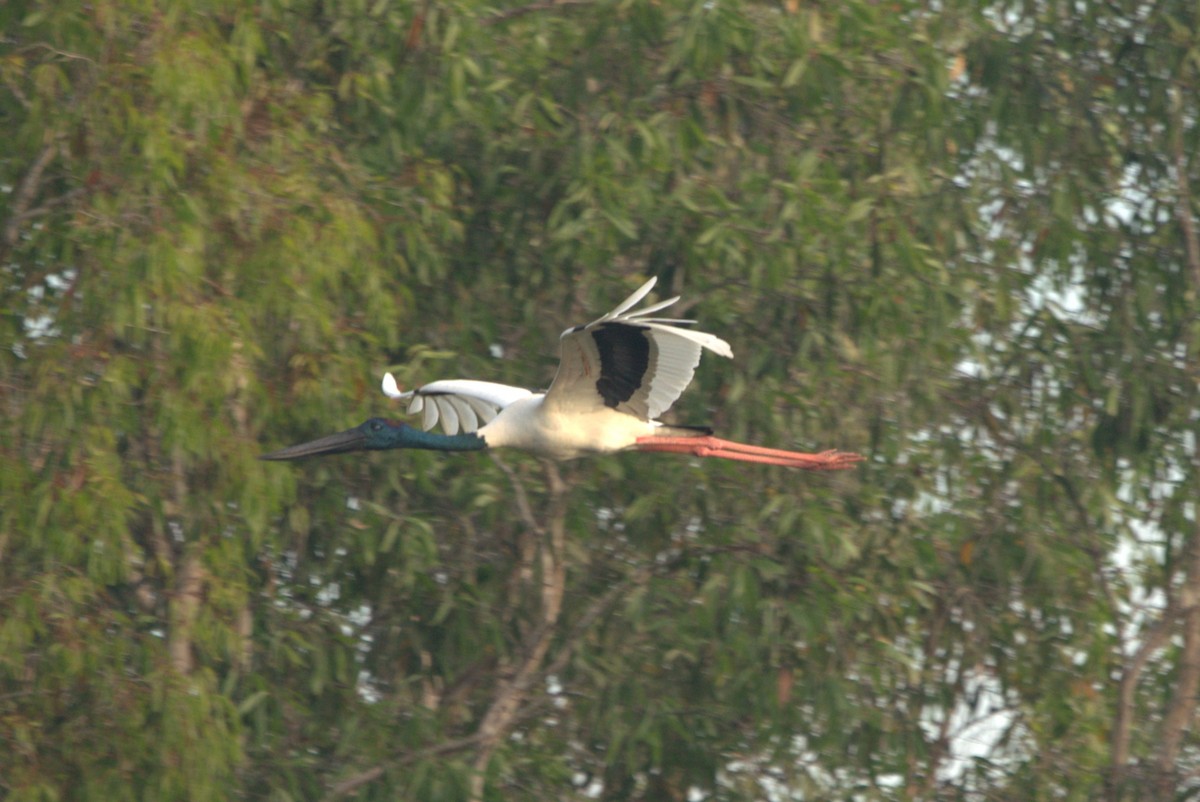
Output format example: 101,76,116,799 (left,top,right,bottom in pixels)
261,278,863,470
